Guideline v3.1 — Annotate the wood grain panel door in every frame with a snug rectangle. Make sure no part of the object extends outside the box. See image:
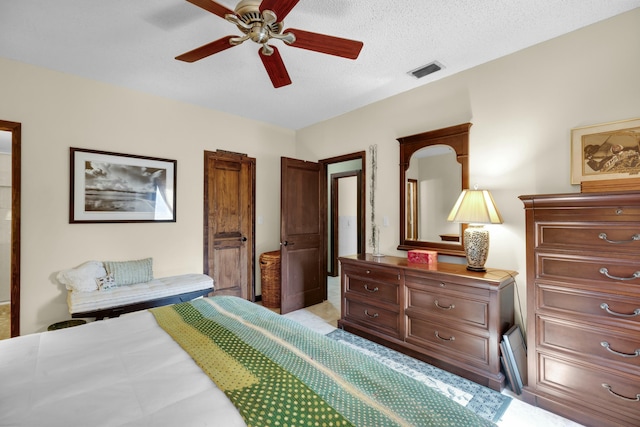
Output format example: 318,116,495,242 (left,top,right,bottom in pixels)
204,150,255,300
280,157,325,313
